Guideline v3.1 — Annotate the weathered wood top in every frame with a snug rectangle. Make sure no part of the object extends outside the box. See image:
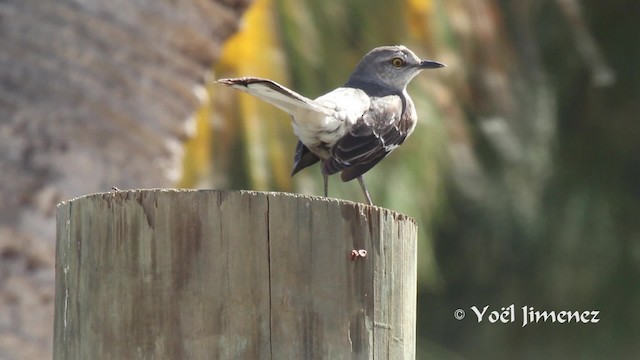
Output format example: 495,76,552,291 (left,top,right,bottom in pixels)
54,189,417,359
